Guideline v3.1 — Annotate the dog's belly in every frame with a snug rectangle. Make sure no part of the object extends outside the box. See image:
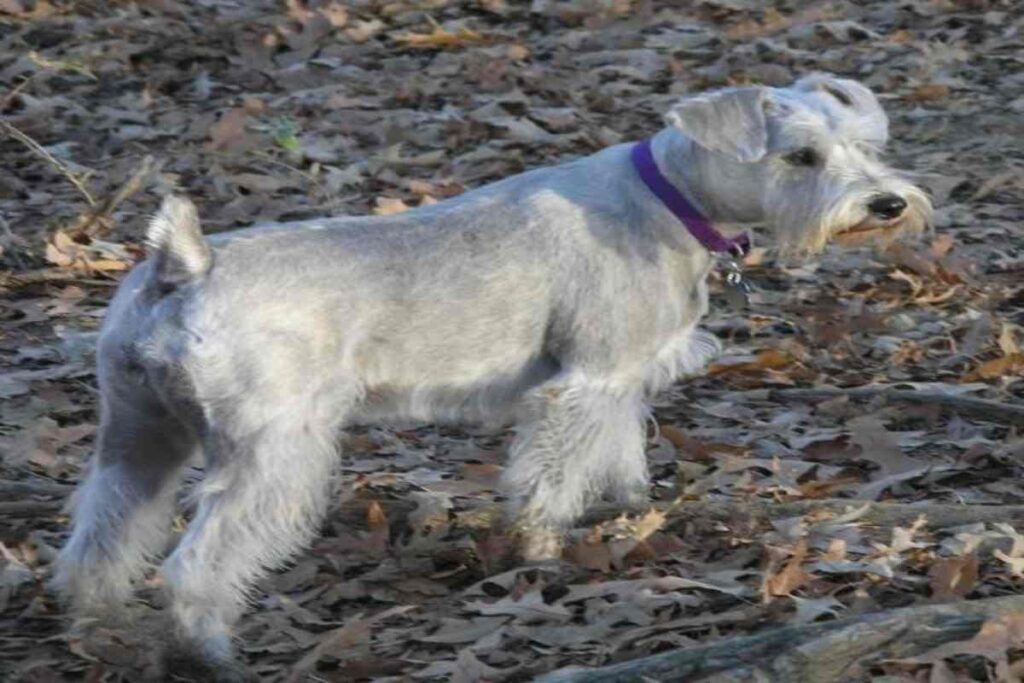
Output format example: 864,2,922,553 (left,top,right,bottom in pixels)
342,267,557,425
348,352,558,427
